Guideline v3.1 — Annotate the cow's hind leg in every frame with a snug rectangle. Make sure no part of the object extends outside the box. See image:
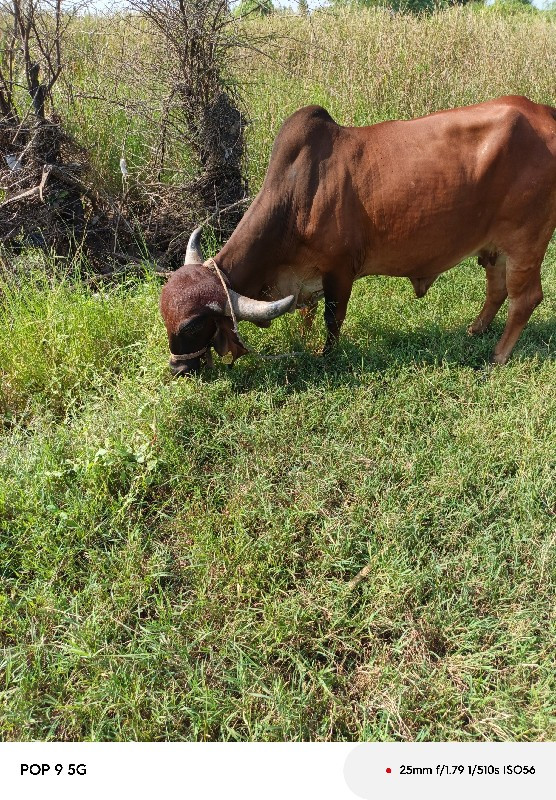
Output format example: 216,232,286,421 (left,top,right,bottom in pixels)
468,253,507,336
299,302,318,336
322,272,353,354
491,256,543,365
